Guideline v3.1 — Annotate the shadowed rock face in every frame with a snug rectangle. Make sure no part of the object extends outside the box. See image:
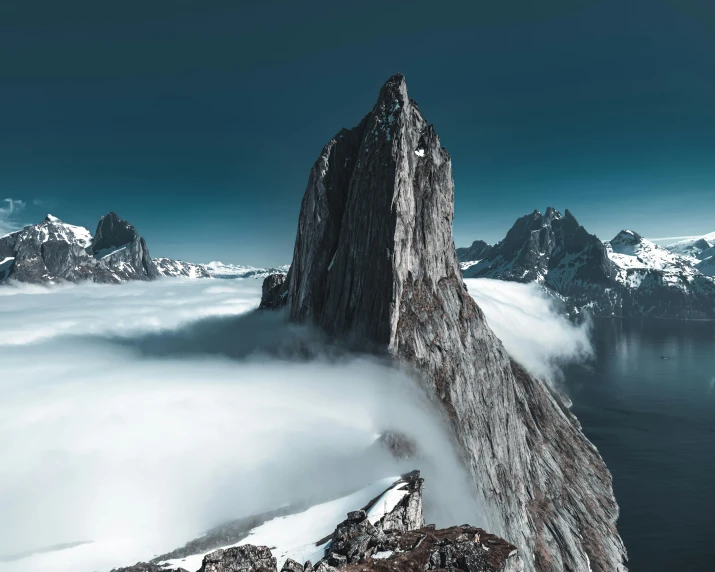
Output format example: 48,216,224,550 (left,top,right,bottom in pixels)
463,208,715,318
92,212,139,253
456,240,492,263
274,74,627,571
